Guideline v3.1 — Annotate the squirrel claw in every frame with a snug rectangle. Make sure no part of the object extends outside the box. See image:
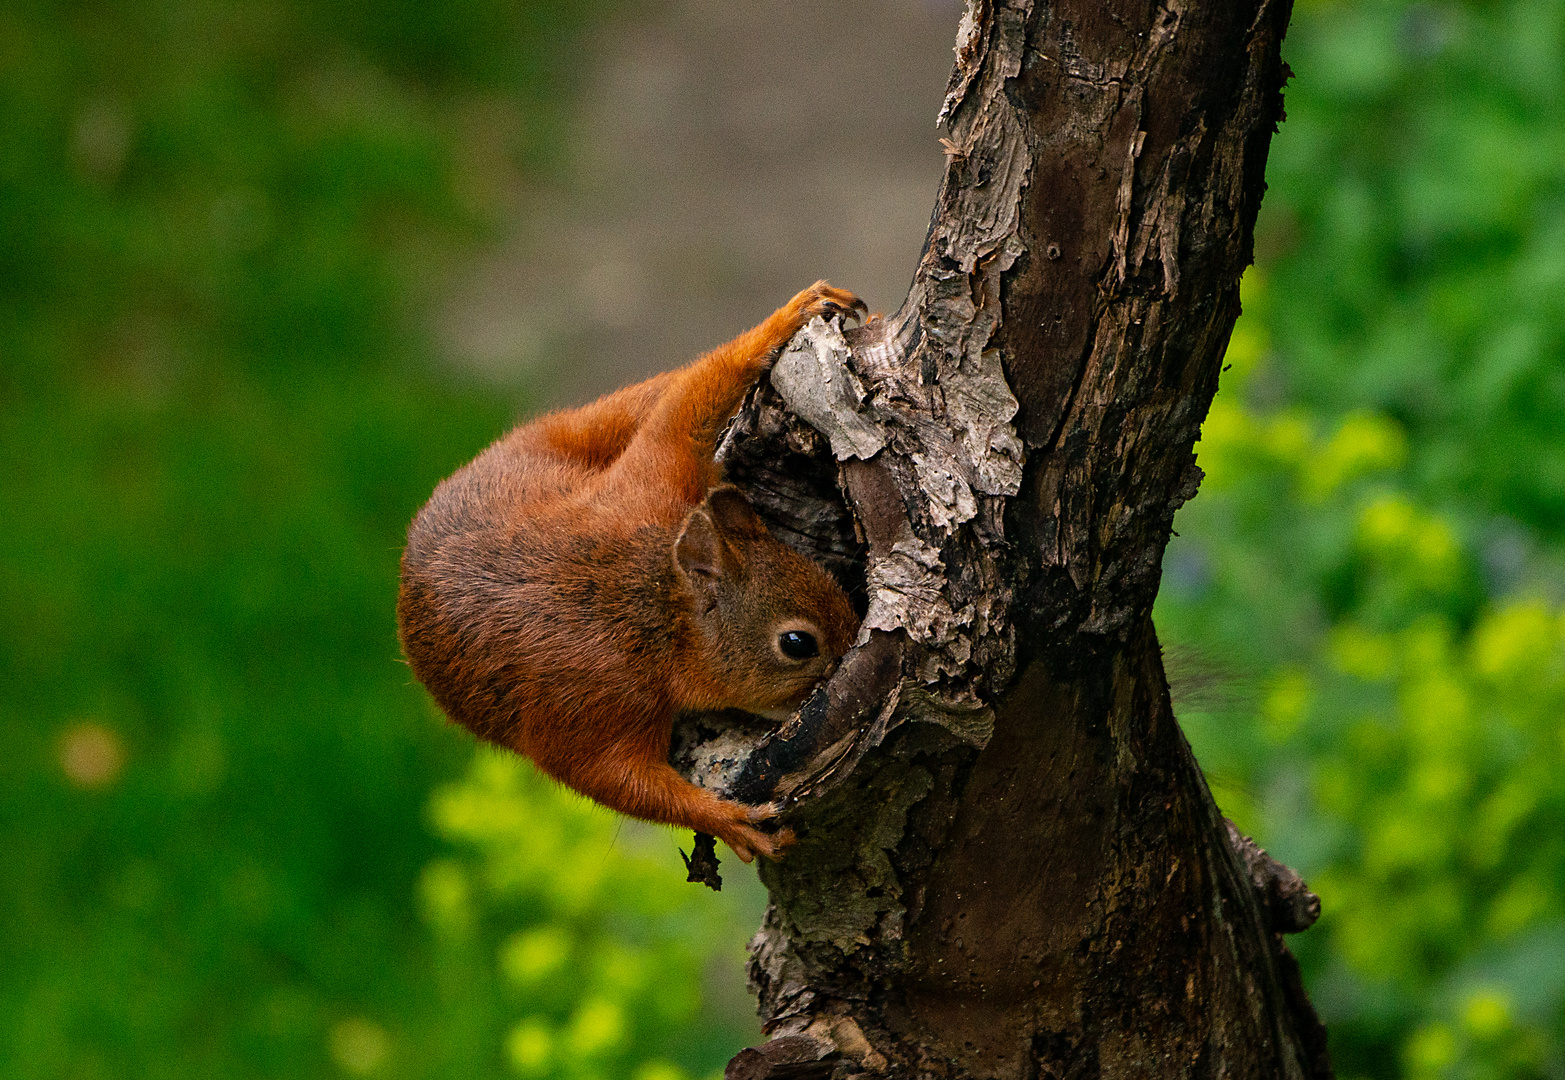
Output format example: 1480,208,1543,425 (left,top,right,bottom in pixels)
759,826,796,859
716,805,795,863
791,281,867,328
746,800,783,823
821,298,866,324
726,824,795,863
